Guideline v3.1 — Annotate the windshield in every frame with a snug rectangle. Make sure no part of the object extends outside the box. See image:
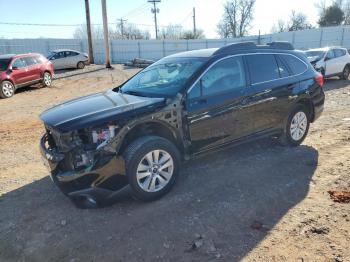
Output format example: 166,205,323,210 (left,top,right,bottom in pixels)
305,51,325,60
120,57,207,97
0,59,10,71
